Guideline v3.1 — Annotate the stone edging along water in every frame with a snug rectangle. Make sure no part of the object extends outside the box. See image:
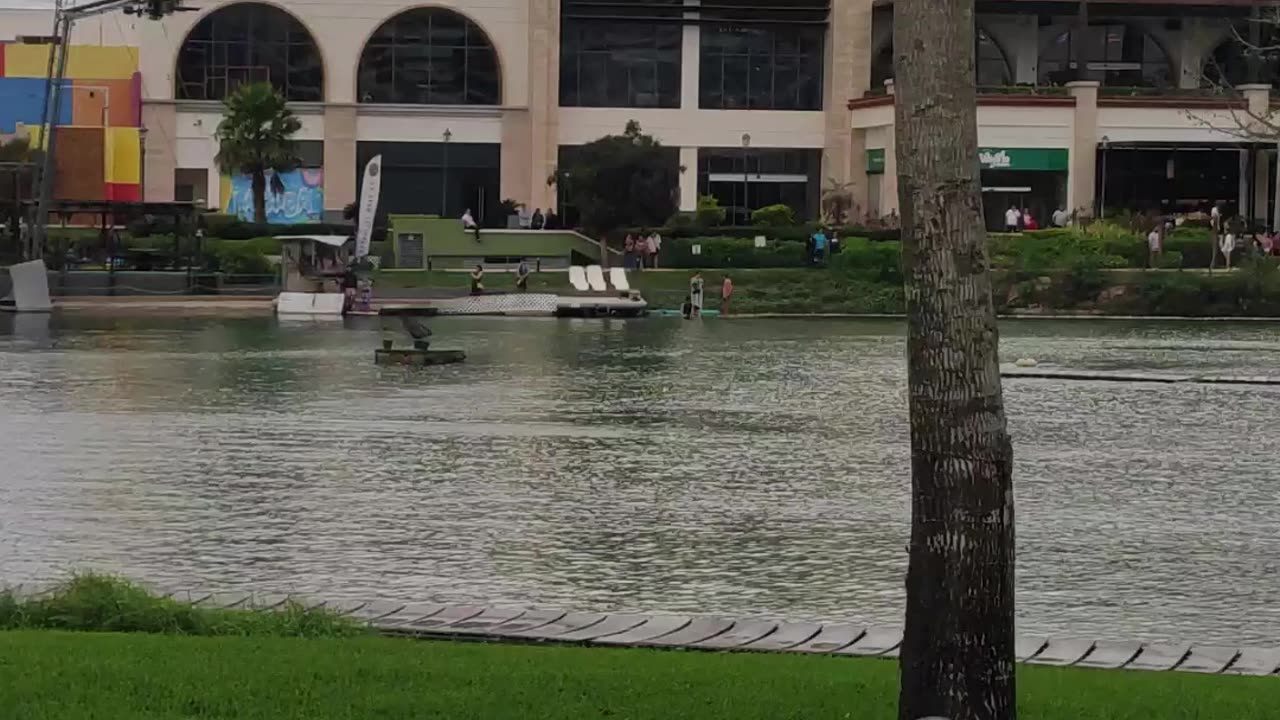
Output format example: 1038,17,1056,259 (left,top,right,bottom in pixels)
117,589,1280,677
